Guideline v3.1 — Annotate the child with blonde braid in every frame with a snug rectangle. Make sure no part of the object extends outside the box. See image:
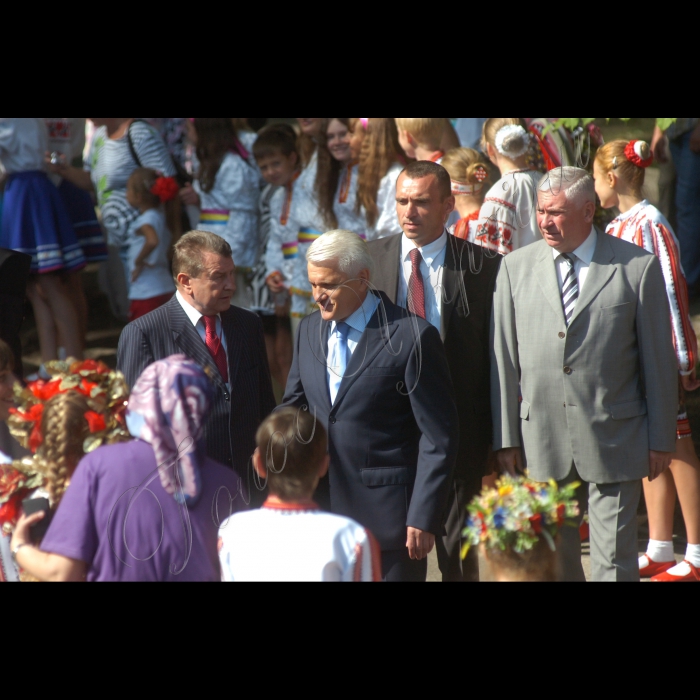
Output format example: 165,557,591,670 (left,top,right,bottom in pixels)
442,148,491,242
39,392,91,511
594,139,700,583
